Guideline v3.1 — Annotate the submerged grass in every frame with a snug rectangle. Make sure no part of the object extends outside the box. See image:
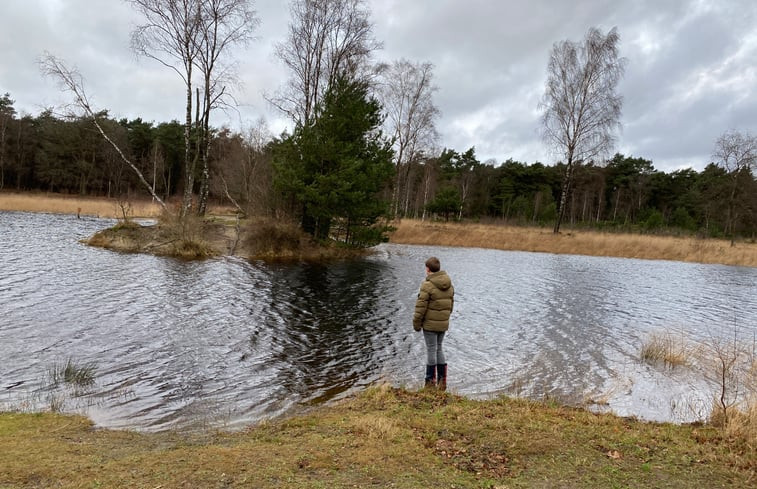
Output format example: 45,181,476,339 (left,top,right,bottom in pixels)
1,386,755,488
